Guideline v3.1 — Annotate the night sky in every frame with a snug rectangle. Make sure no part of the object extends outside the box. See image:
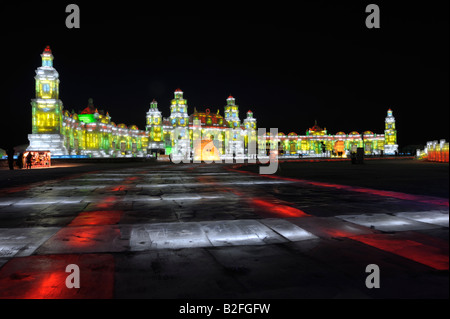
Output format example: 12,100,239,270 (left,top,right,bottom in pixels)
2,1,449,151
